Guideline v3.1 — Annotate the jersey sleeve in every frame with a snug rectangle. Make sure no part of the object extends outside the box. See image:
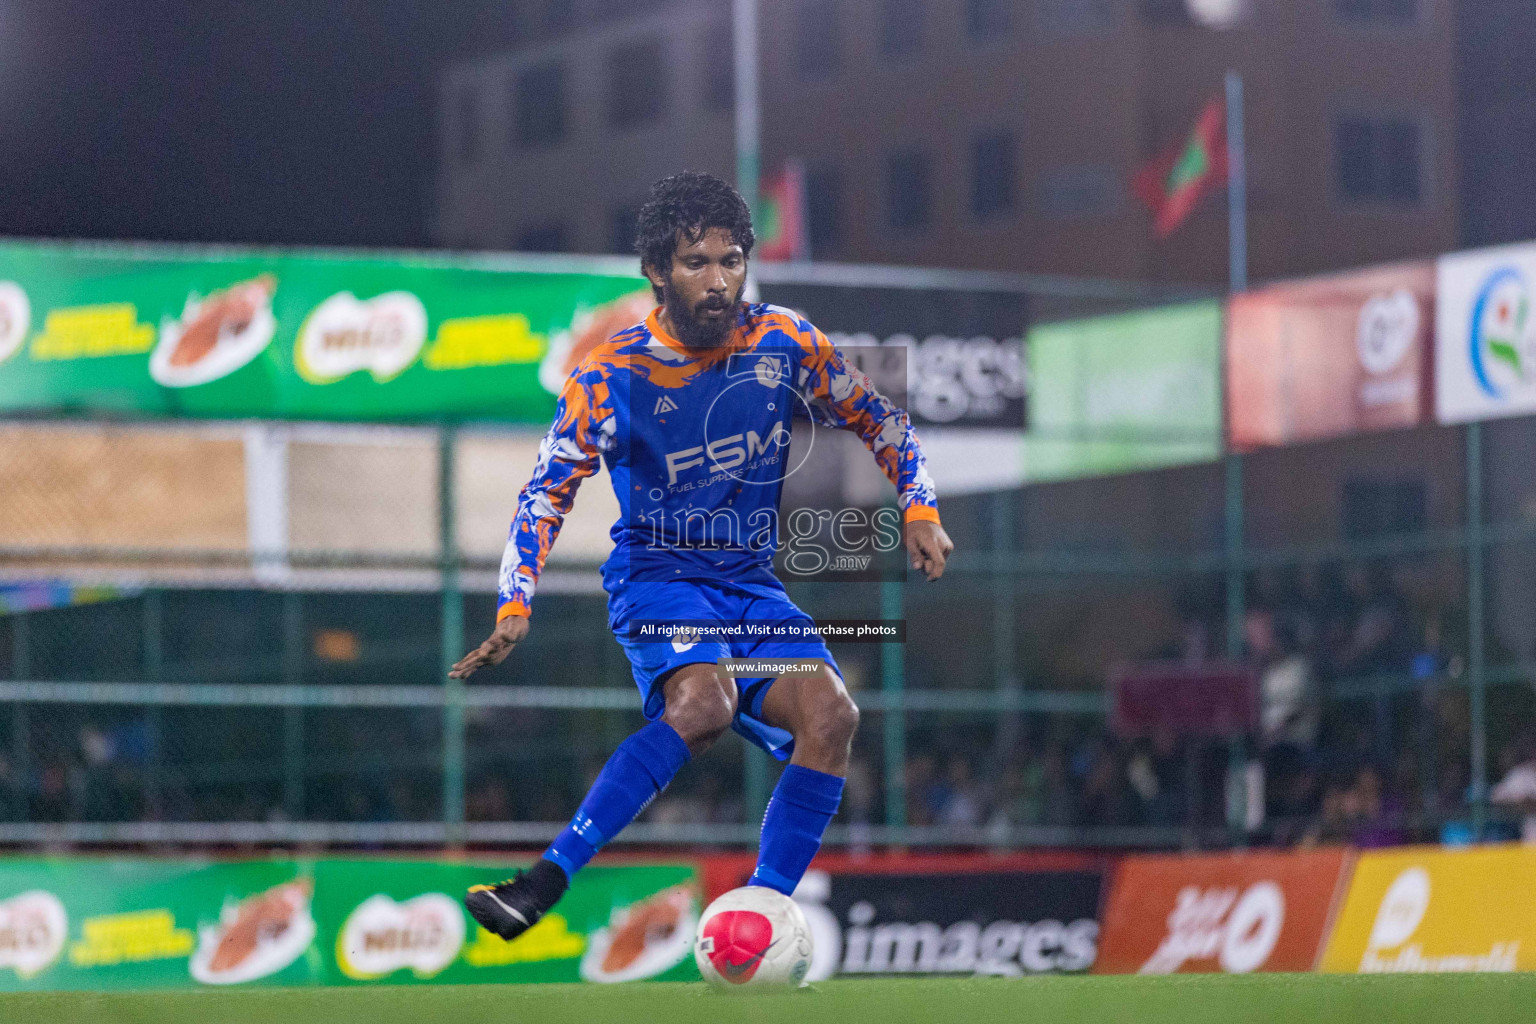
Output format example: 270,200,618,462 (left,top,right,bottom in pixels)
496,363,610,620
796,321,939,523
